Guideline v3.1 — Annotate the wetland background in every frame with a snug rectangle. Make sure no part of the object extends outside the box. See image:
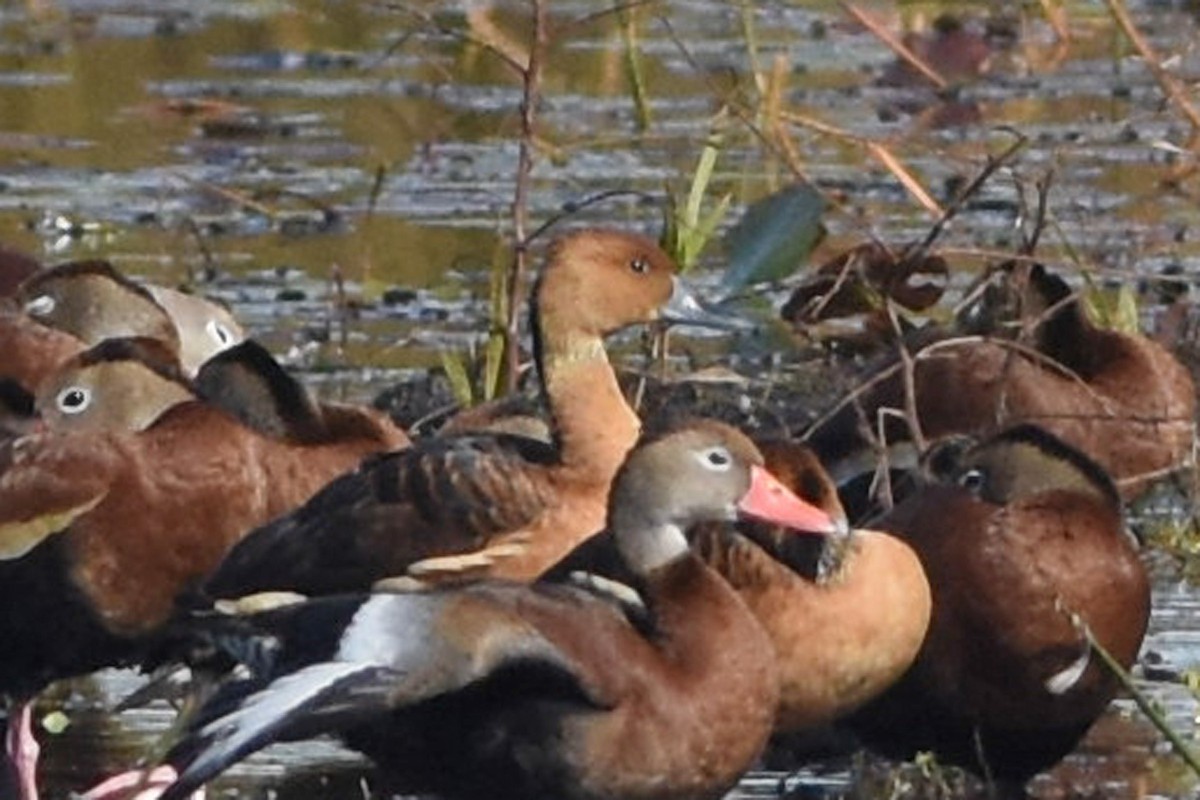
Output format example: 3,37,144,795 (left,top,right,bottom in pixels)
4,0,1200,797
